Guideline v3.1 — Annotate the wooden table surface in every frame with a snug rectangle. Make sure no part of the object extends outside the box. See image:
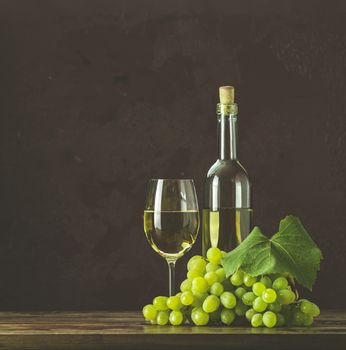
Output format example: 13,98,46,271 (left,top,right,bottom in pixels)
0,311,344,350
